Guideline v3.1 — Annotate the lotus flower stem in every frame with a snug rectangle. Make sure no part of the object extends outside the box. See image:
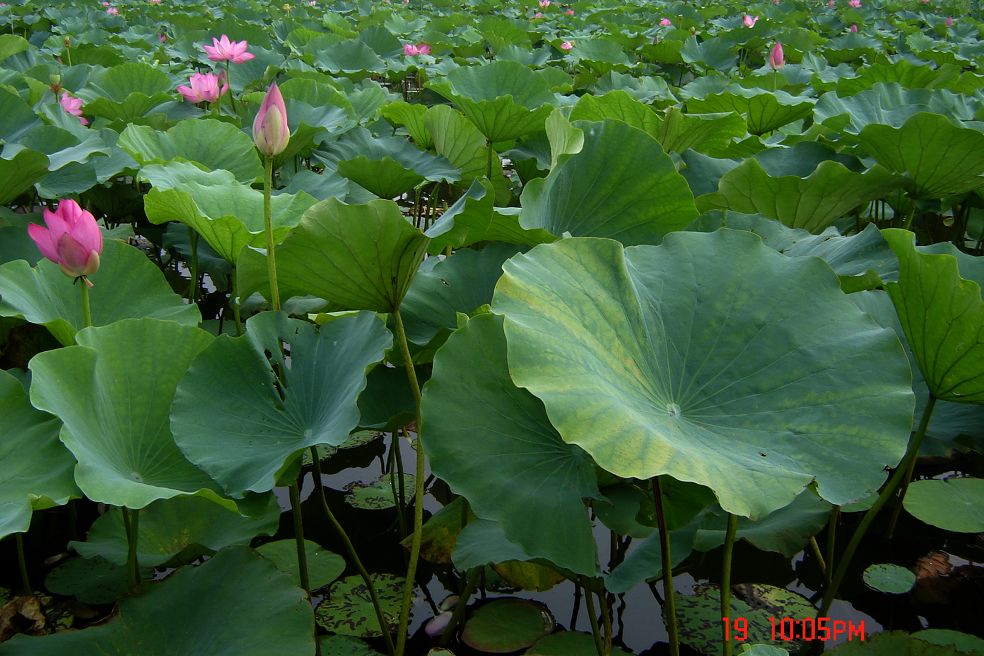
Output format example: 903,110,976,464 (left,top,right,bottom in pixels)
187,228,199,303
438,568,480,648
887,395,938,537
263,157,281,310
721,513,739,656
15,533,30,593
230,271,243,336
819,395,937,618
824,507,839,591
310,447,396,656
808,536,826,576
582,578,607,656
287,482,311,595
392,307,424,656
388,435,408,538
122,507,140,593
79,280,92,328
652,477,679,656
601,585,613,654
